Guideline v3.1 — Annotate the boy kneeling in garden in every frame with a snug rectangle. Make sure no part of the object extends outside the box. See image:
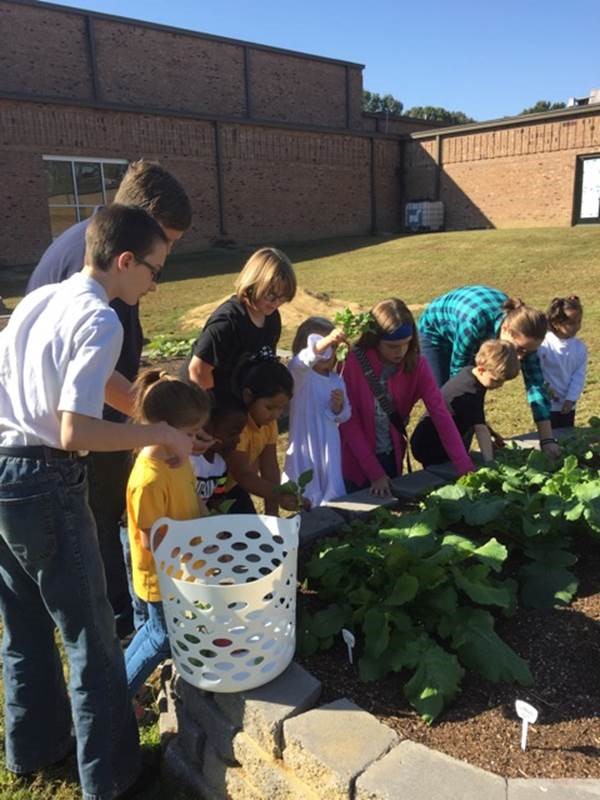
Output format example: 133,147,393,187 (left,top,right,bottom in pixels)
411,339,520,466
0,205,192,800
